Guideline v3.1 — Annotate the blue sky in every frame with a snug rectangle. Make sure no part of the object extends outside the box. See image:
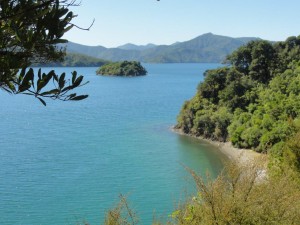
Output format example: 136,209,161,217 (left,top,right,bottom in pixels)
64,0,300,47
